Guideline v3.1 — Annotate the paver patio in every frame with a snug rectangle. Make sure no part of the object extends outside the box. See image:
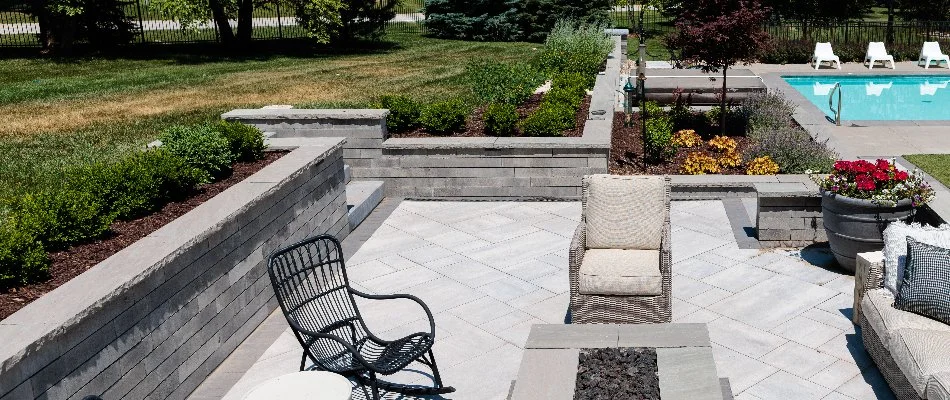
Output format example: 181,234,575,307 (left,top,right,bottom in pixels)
191,200,896,400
